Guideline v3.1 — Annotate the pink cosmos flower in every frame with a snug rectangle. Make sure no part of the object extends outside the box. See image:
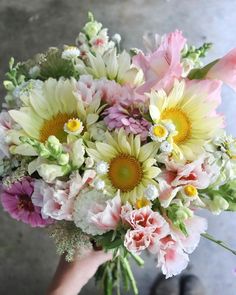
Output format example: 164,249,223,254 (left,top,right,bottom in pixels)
157,236,189,278
1,177,52,227
90,193,121,231
206,48,236,92
133,30,186,94
103,103,150,141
